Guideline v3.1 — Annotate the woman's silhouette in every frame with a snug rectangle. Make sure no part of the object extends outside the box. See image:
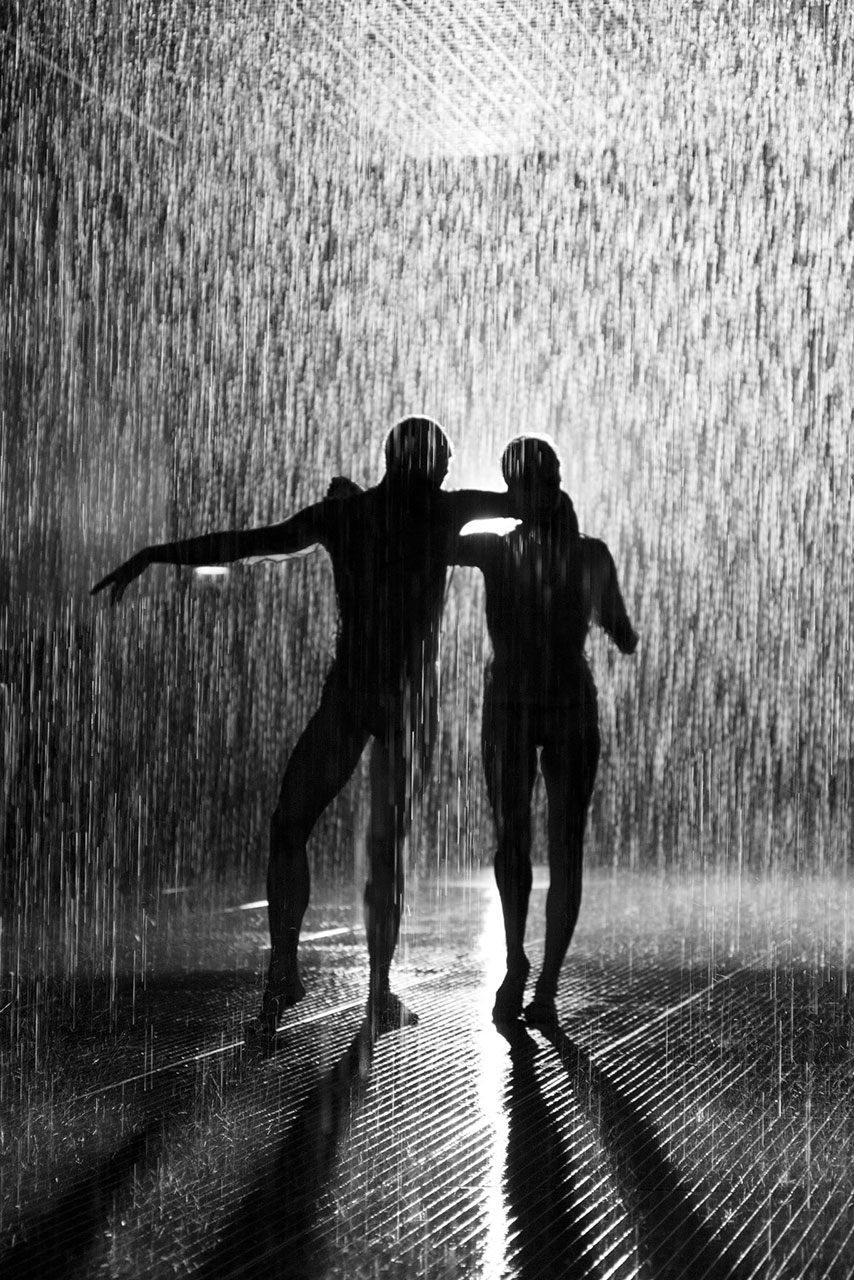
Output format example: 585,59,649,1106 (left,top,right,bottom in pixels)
453,437,638,1027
